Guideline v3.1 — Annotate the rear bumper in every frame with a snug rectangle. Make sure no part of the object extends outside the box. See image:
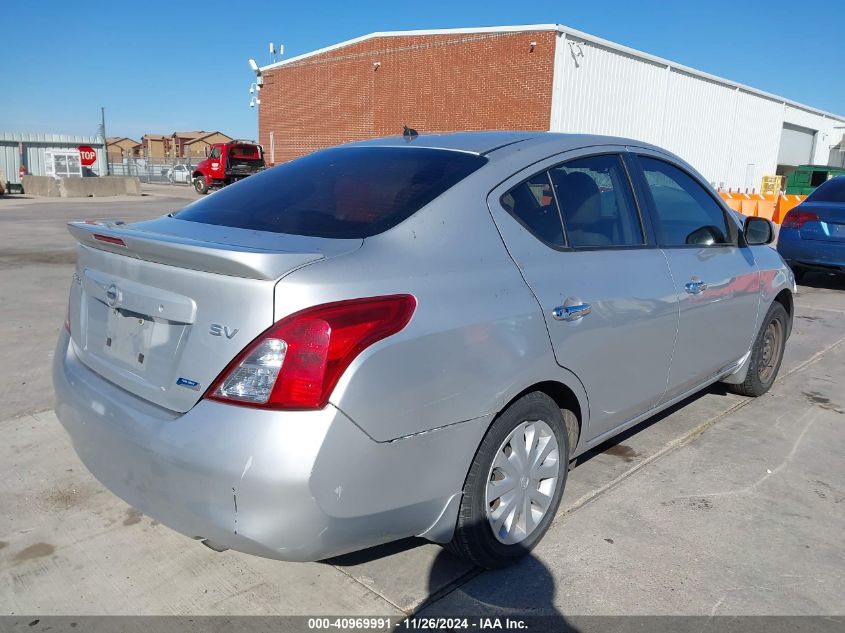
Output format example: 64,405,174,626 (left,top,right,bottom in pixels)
777,230,845,271
53,331,483,561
